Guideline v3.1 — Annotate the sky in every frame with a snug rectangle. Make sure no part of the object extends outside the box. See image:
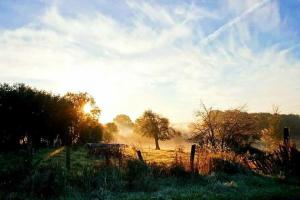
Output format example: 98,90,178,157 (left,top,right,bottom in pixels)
0,0,300,123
